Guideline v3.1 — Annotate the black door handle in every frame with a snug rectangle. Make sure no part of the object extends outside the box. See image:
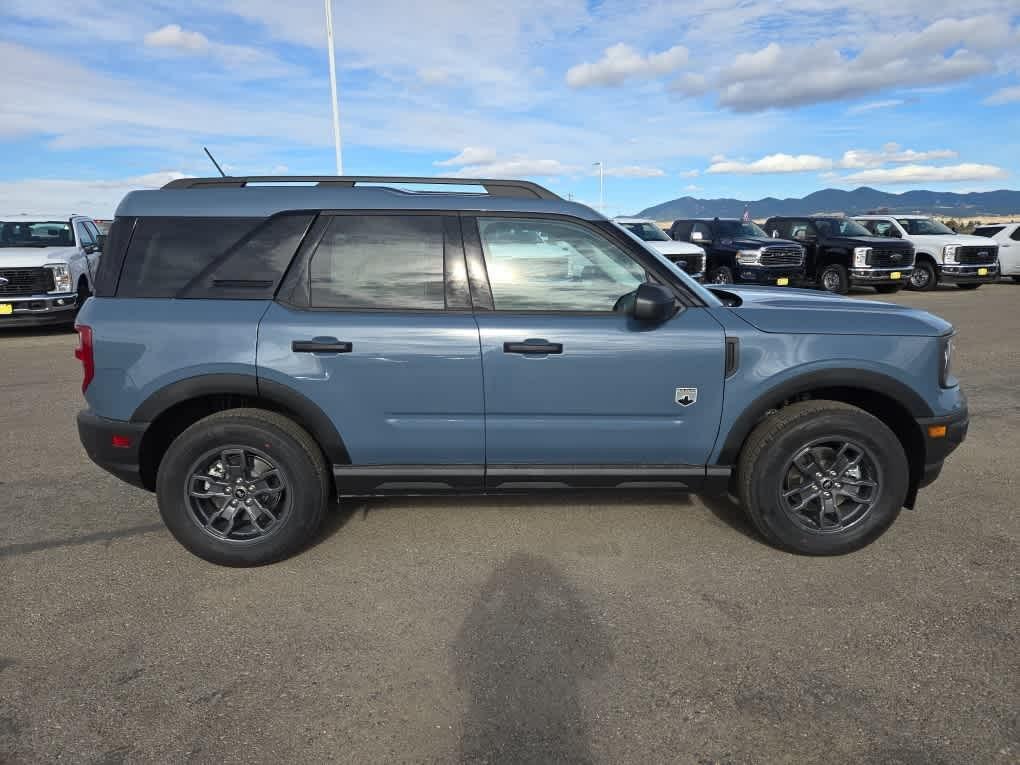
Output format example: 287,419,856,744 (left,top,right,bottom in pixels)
292,340,353,353
503,341,563,354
